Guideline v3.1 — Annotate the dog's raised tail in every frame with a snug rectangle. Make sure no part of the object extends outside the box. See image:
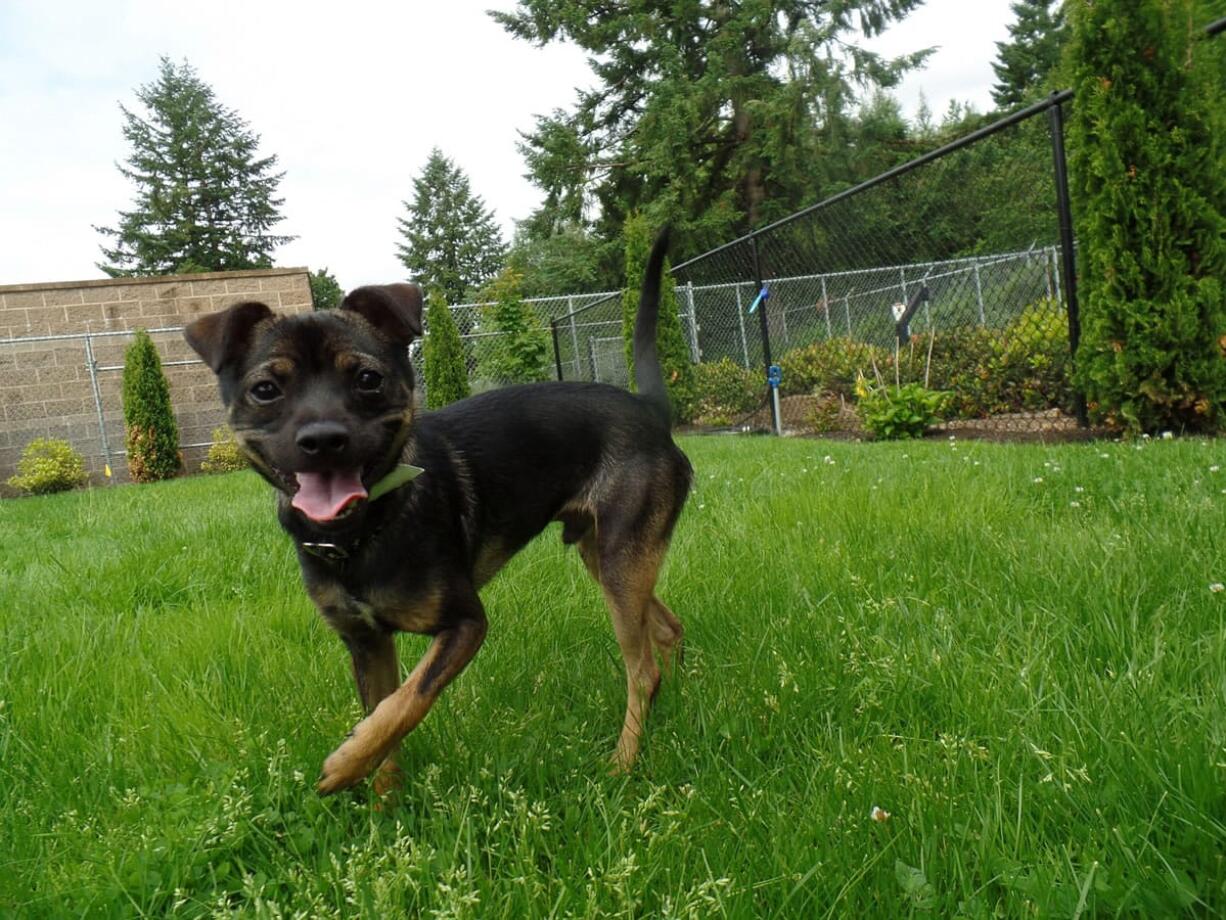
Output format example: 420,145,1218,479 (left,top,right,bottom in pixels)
633,226,672,420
